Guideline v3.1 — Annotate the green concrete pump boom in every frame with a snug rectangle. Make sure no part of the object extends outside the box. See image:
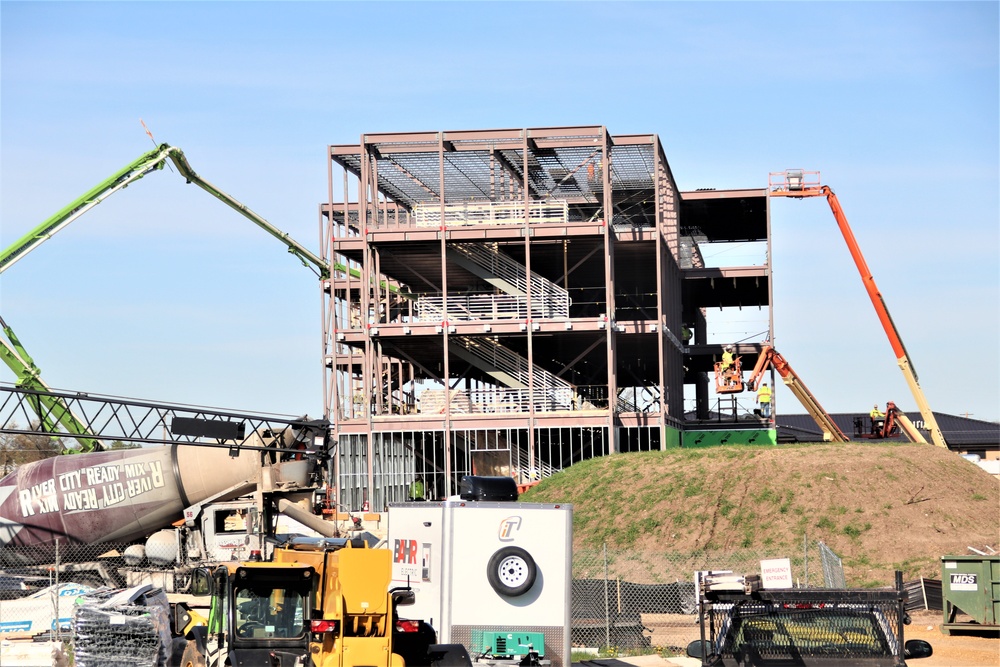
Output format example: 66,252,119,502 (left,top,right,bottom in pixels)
0,144,329,279
163,146,330,279
1,145,172,274
0,316,103,452
0,143,328,453
1,143,408,452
